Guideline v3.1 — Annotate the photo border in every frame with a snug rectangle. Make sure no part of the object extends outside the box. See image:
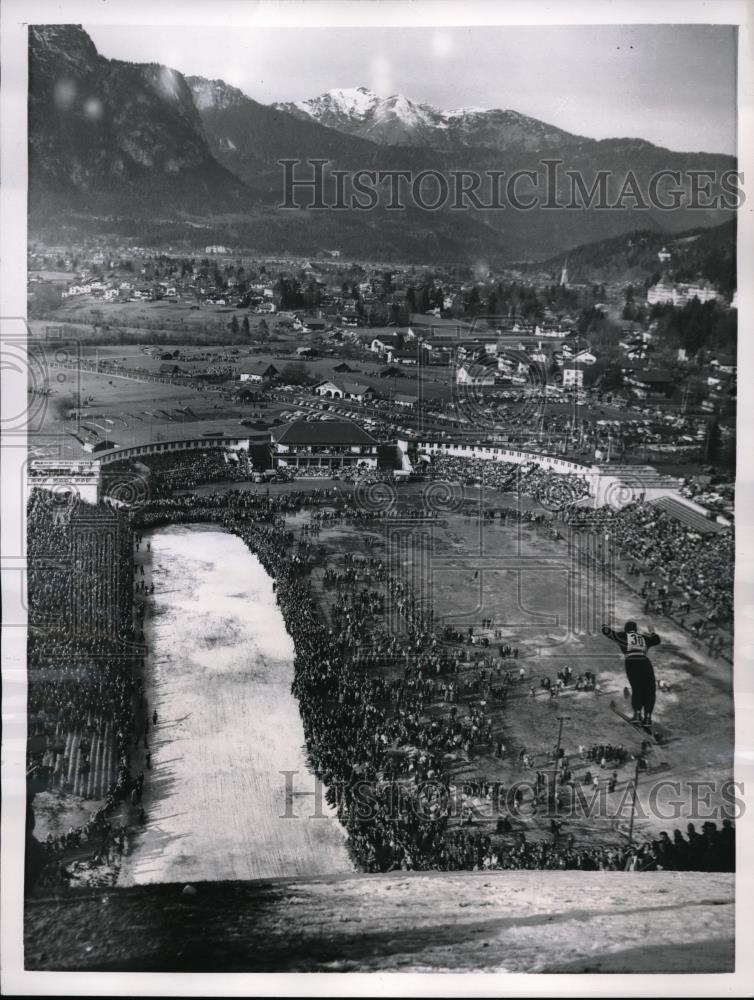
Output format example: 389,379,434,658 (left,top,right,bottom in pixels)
2,0,752,995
